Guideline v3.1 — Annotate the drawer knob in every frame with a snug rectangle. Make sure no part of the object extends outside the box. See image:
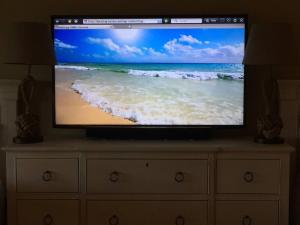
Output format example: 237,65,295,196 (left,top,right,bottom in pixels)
109,171,119,182
109,215,119,225
175,172,185,183
243,171,254,183
43,214,53,225
42,171,52,182
242,215,252,225
175,215,185,225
